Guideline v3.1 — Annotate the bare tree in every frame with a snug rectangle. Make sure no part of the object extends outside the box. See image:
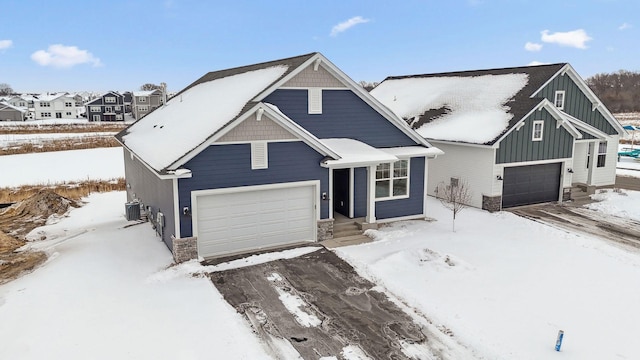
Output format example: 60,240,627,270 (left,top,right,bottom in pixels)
139,83,162,91
0,83,13,96
358,81,379,92
434,178,472,232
